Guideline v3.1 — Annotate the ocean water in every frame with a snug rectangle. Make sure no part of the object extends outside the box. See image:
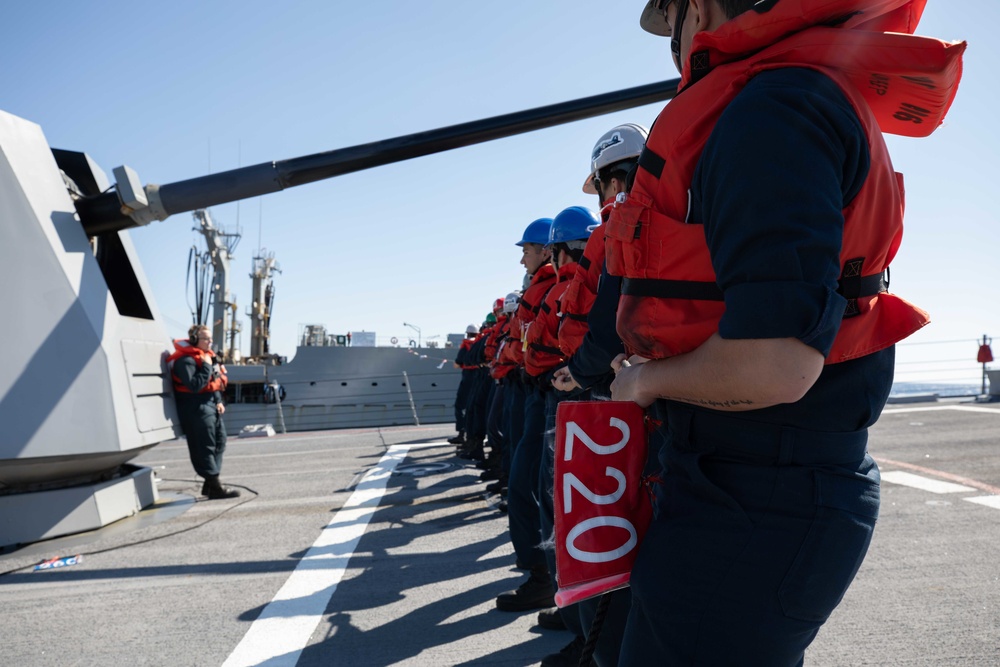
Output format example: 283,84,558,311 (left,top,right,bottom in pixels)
889,381,983,397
